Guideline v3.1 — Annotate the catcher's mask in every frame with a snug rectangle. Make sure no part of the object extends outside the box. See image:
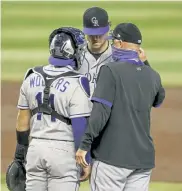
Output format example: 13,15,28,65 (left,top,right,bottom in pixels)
49,27,86,70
